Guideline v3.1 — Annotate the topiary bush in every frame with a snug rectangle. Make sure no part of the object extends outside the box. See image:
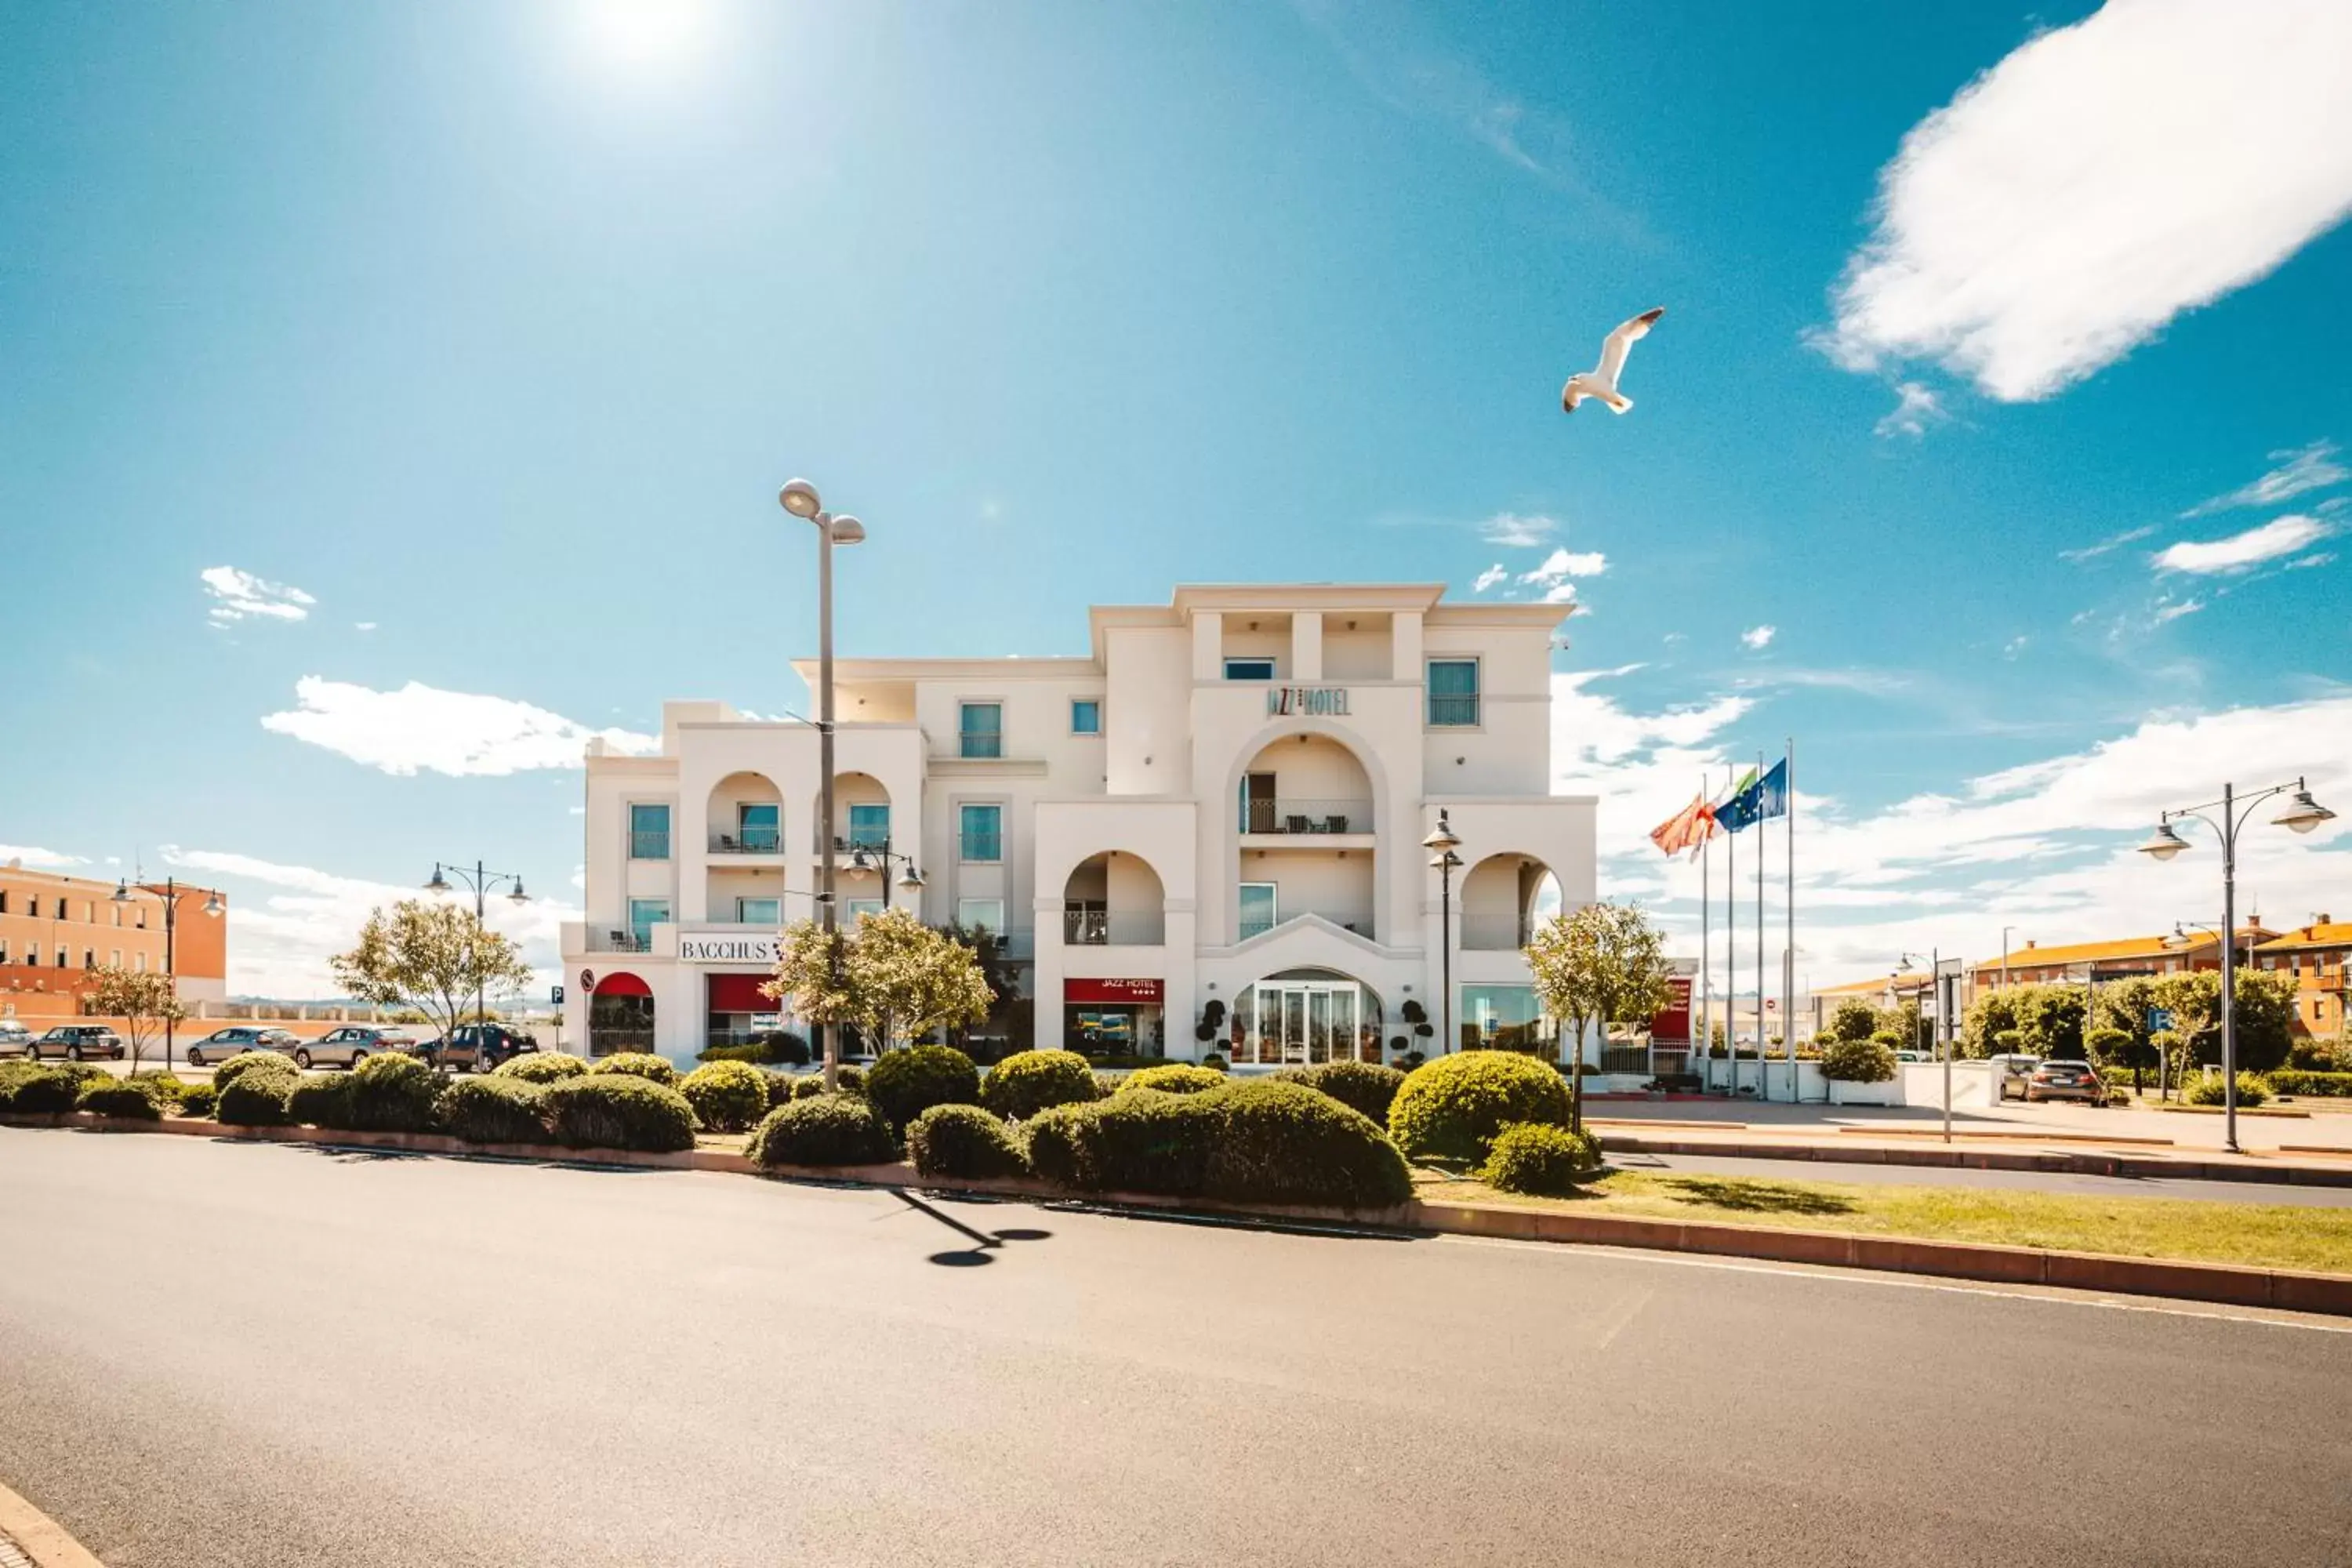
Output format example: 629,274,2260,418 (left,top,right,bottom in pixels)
1819,1036,1898,1083
865,1045,982,1134
790,1065,865,1099
979,1050,1101,1119
1200,1080,1413,1208
126,1071,188,1109
1272,1061,1406,1124
495,1052,590,1084
1200,1054,1229,1073
1479,1123,1602,1195
589,1052,677,1087
216,1054,301,1126
343,1051,445,1131
680,1059,771,1133
439,1076,550,1144
748,1094,895,1168
78,1079,164,1120
6,1066,82,1115
1023,1091,1220,1195
906,1102,1032,1180
288,1073,358,1128
542,1075,699,1152
177,1080,219,1119
1387,1051,1573,1161
1118,1063,1226,1097
2187,1073,2271,1108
